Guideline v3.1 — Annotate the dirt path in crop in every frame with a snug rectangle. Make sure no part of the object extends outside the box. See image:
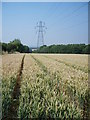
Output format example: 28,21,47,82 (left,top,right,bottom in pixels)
31,55,49,75
42,55,88,73
4,55,25,119
31,55,89,120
